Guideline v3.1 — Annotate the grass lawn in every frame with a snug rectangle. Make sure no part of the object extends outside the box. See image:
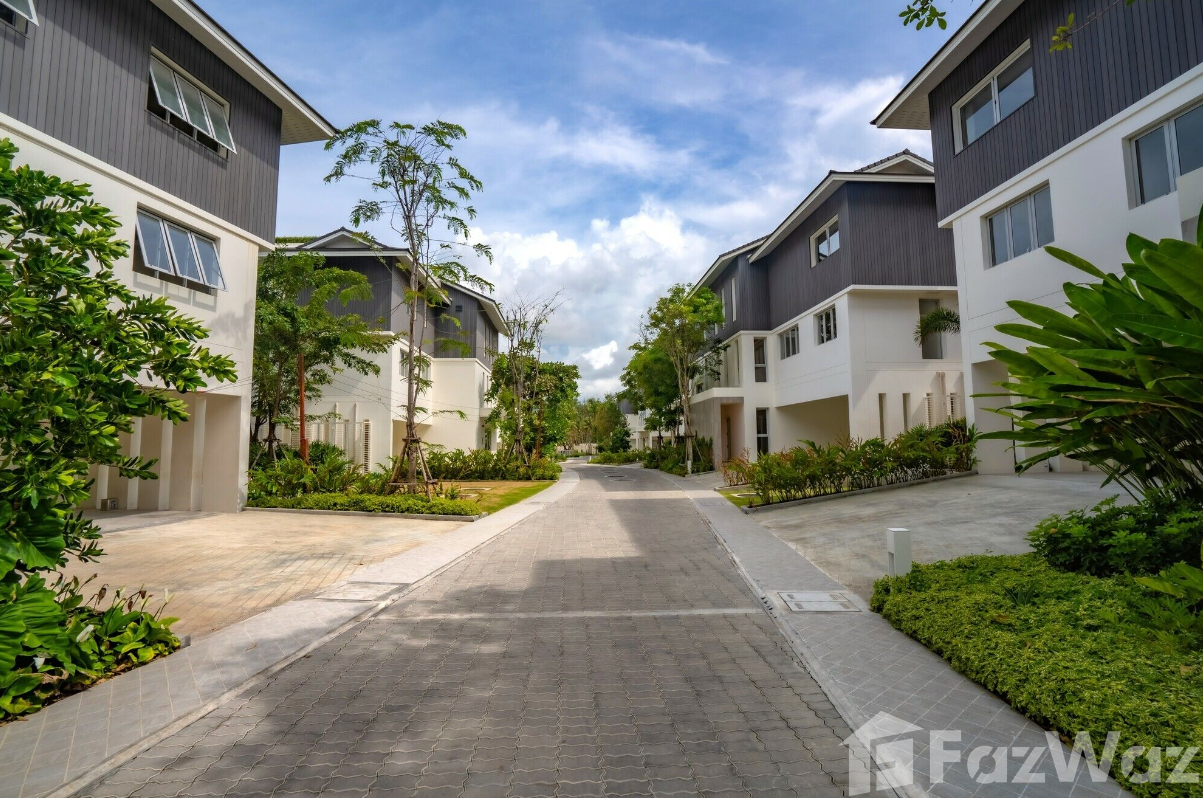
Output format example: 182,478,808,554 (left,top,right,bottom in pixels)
451,480,555,513
717,486,757,508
